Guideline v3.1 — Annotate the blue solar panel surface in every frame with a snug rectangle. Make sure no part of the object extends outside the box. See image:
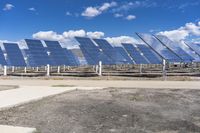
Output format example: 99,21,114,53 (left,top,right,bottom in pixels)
75,37,113,65
122,43,149,64
137,45,162,64
184,42,200,56
93,39,130,64
3,43,26,66
25,39,51,66
155,35,194,62
63,48,80,66
0,47,7,66
45,40,74,66
136,33,182,63
114,47,134,64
